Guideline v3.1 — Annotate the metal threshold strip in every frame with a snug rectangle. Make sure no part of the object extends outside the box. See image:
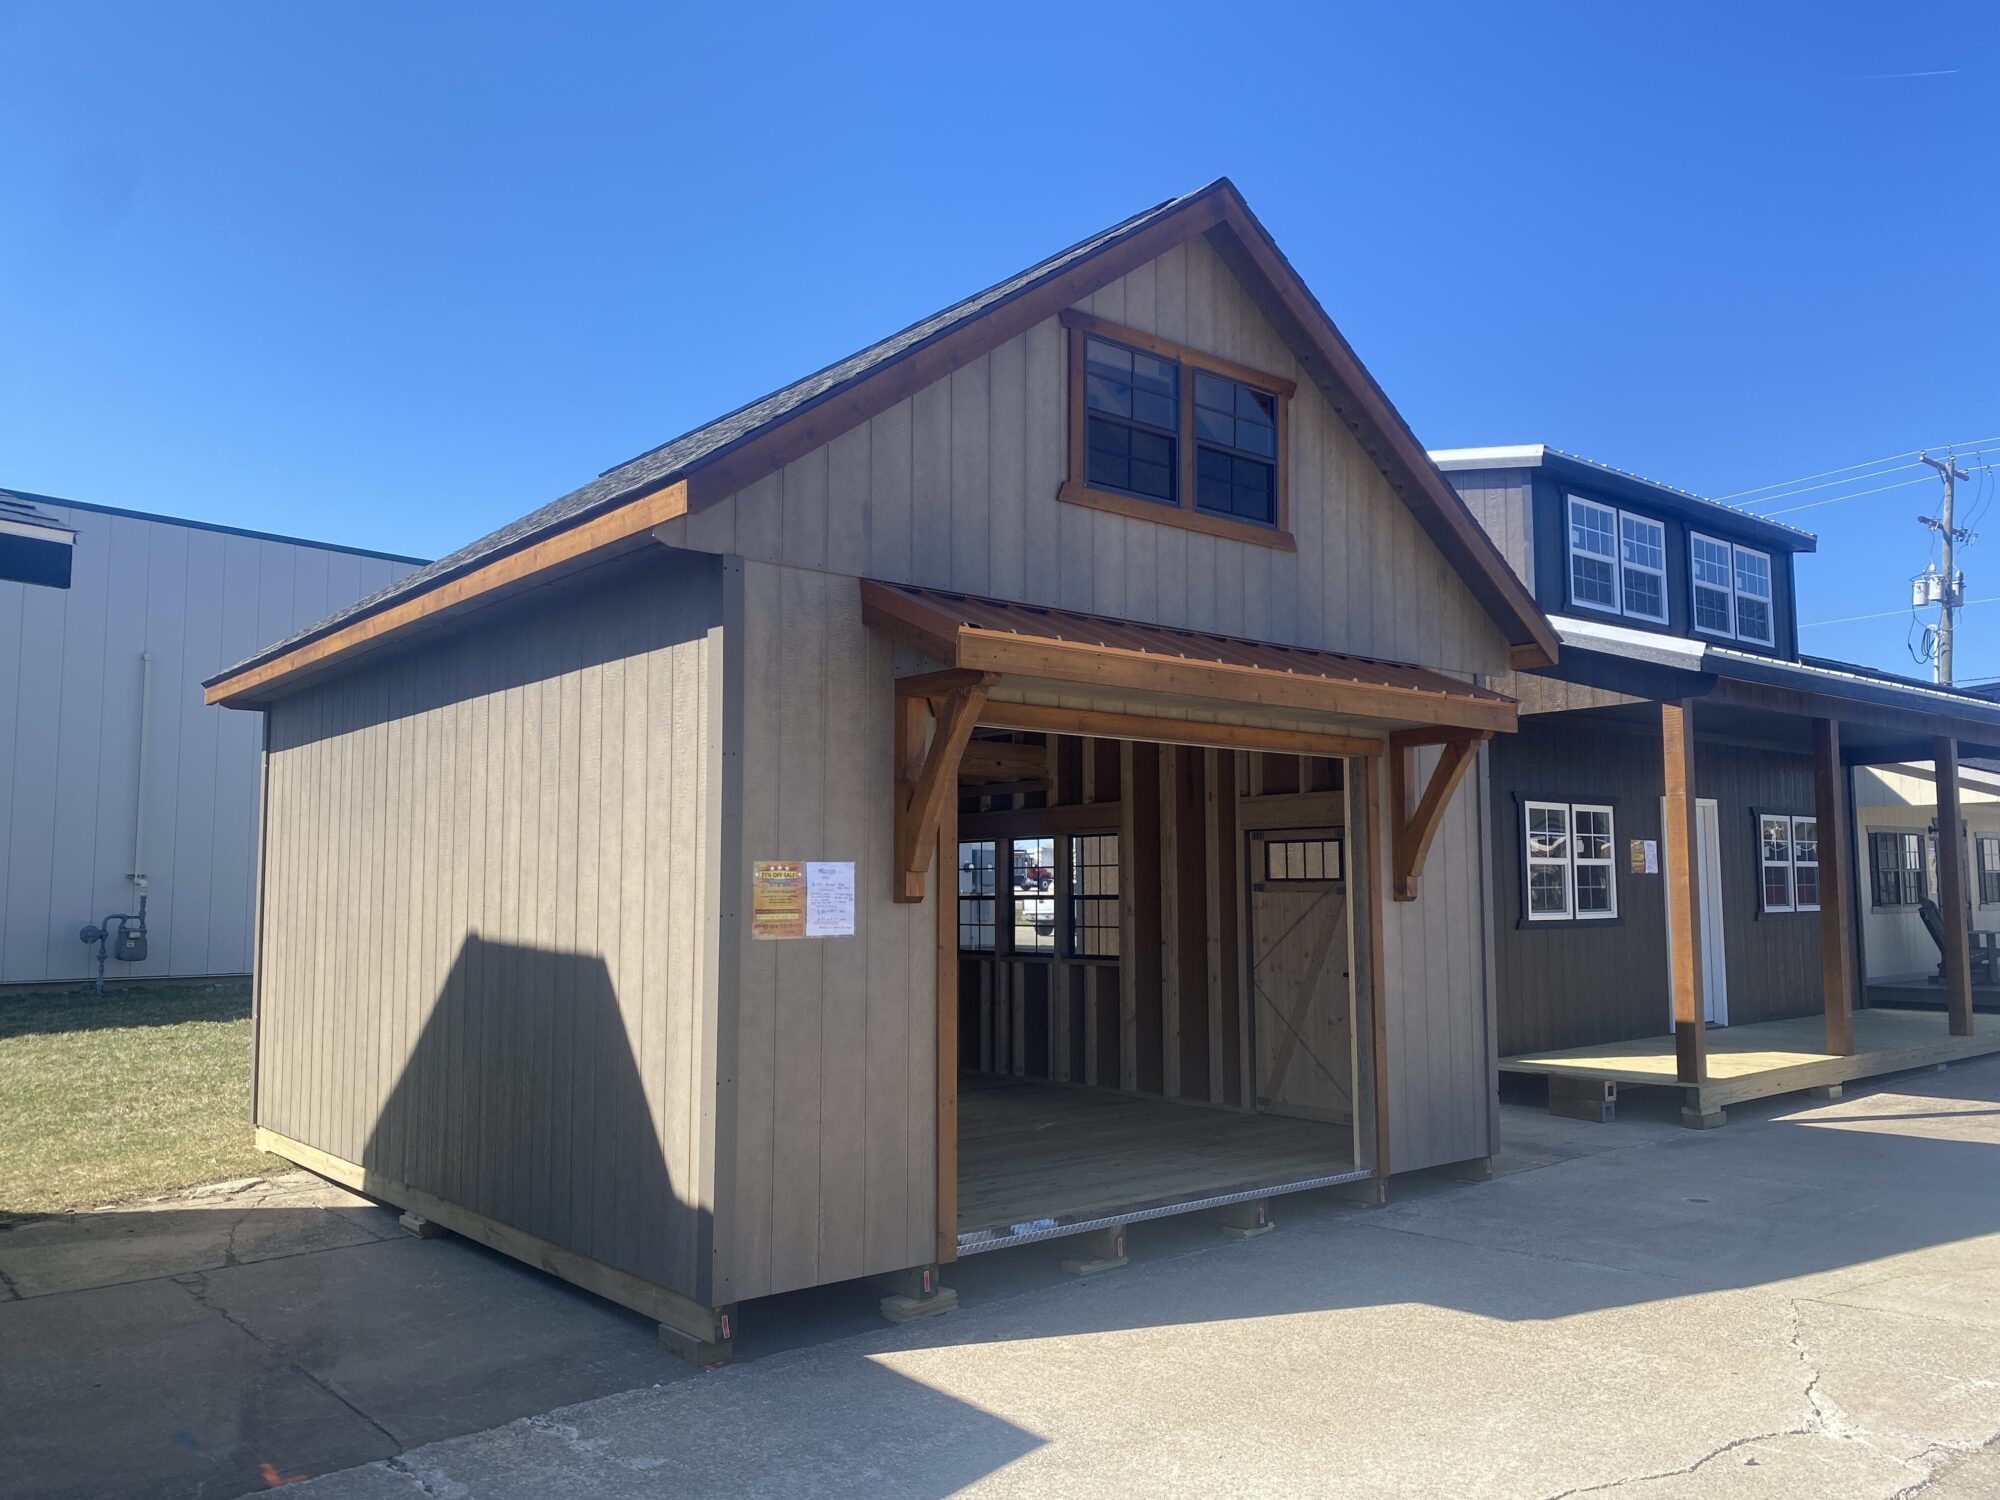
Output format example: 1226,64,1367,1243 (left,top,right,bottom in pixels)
955,1164,1376,1255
